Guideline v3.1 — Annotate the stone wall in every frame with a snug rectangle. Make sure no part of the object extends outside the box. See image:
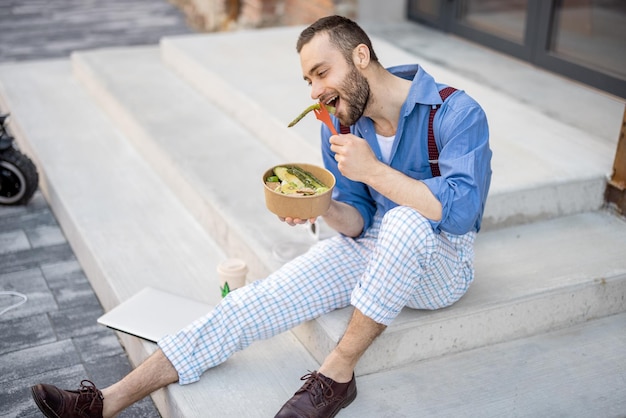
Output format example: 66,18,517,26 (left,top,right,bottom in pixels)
170,0,357,32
